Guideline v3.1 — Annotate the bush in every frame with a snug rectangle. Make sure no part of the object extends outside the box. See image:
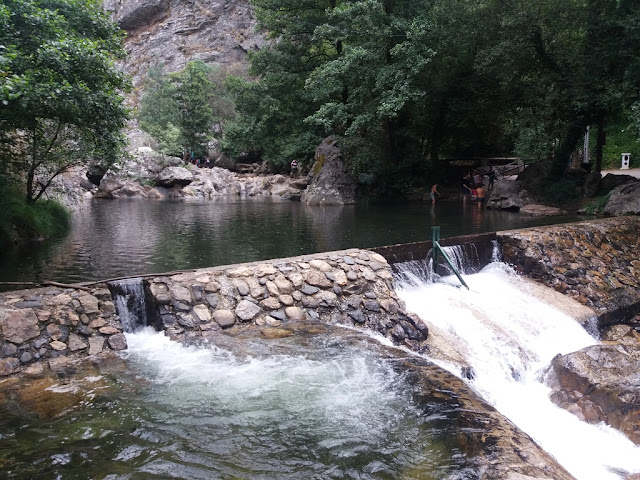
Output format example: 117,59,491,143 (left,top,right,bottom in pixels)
581,193,611,215
542,178,579,204
0,187,70,247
